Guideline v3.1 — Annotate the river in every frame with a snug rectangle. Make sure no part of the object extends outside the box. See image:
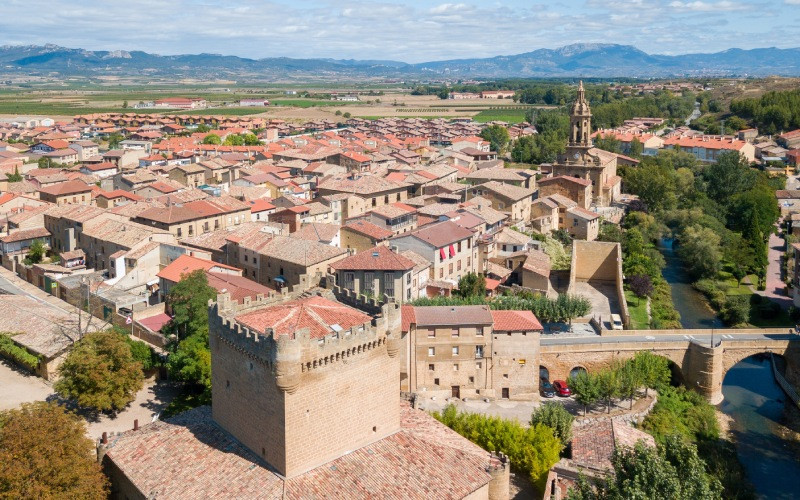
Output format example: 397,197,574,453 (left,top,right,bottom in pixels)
659,239,800,498
721,357,800,499
658,238,721,328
